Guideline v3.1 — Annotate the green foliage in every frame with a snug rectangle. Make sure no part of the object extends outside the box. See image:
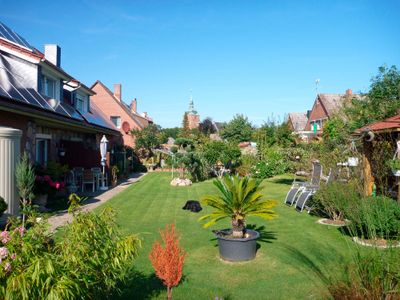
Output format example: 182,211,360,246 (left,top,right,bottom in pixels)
199,175,277,237
0,197,7,216
175,151,207,182
174,138,194,149
221,114,253,143
202,141,241,167
345,65,400,131
0,207,141,299
255,121,295,150
181,113,190,137
329,248,400,299
311,182,361,221
159,127,181,143
236,154,258,176
346,196,400,240
252,147,288,179
15,153,35,203
386,159,400,171
46,161,69,181
67,193,85,214
131,124,161,152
